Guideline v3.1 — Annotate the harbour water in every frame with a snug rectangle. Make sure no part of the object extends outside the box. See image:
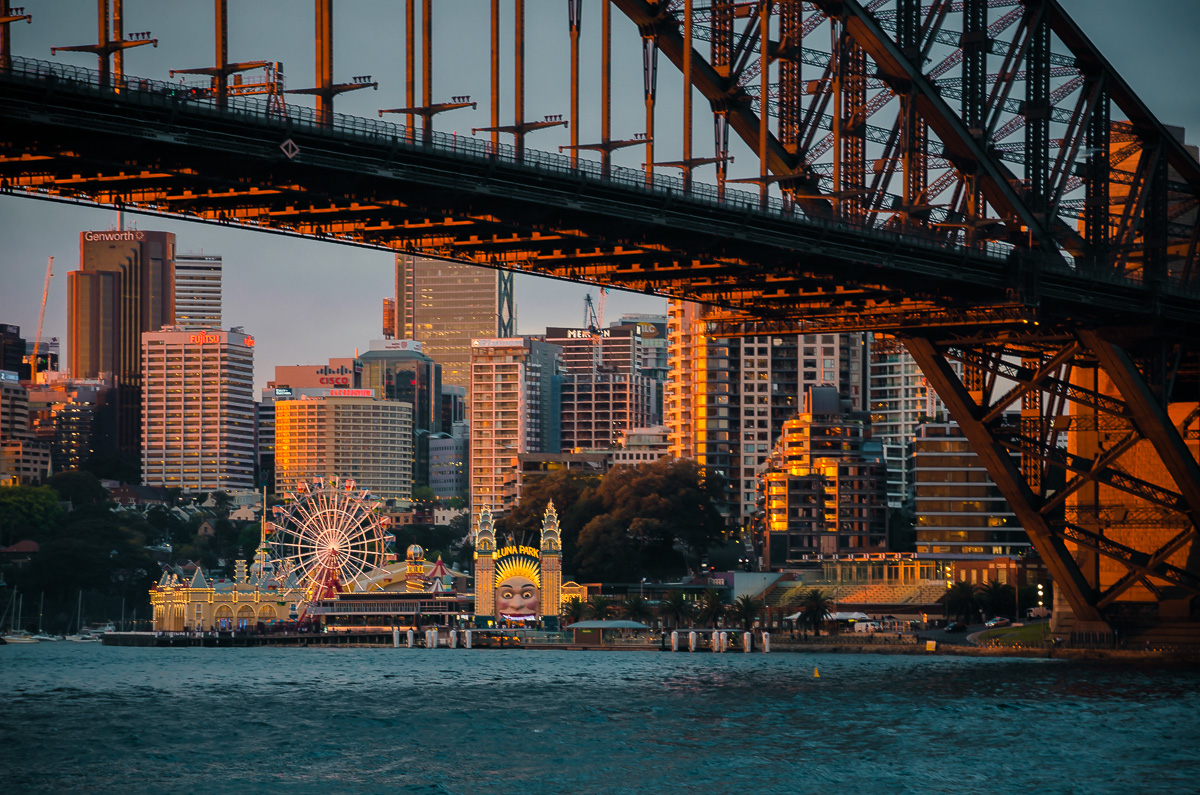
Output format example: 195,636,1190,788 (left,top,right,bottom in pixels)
2,643,1197,793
